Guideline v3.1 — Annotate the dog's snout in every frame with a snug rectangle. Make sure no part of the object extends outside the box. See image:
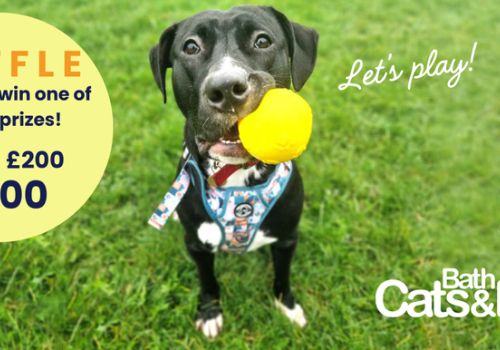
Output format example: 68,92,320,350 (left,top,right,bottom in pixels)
205,71,249,112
